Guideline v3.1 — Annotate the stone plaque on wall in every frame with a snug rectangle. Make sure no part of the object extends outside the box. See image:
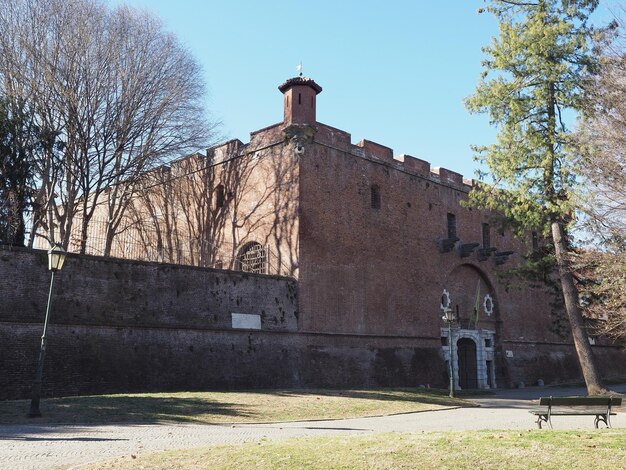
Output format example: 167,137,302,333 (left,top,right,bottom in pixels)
231,313,262,330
